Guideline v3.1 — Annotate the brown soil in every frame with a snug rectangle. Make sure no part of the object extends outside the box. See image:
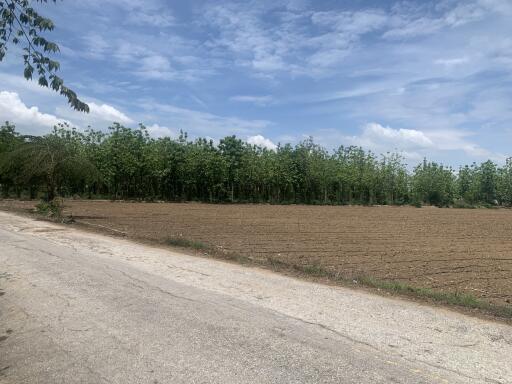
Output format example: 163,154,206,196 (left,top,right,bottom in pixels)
2,199,511,308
